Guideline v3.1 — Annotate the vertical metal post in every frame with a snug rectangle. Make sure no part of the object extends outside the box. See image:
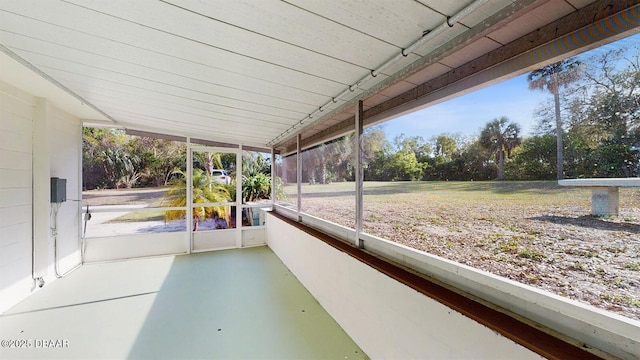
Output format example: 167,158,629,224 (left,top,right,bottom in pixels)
297,134,302,222
77,121,84,262
355,100,364,248
271,147,276,206
236,146,243,248
186,137,193,254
